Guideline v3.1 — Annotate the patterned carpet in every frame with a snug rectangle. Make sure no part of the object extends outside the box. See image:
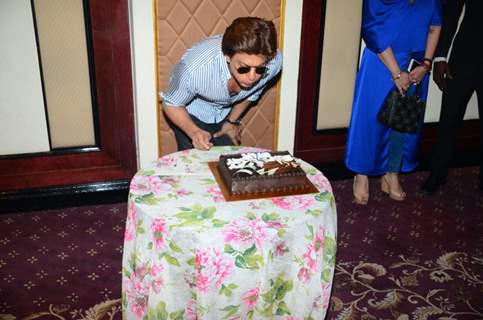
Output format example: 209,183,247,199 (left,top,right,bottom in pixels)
0,167,482,320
